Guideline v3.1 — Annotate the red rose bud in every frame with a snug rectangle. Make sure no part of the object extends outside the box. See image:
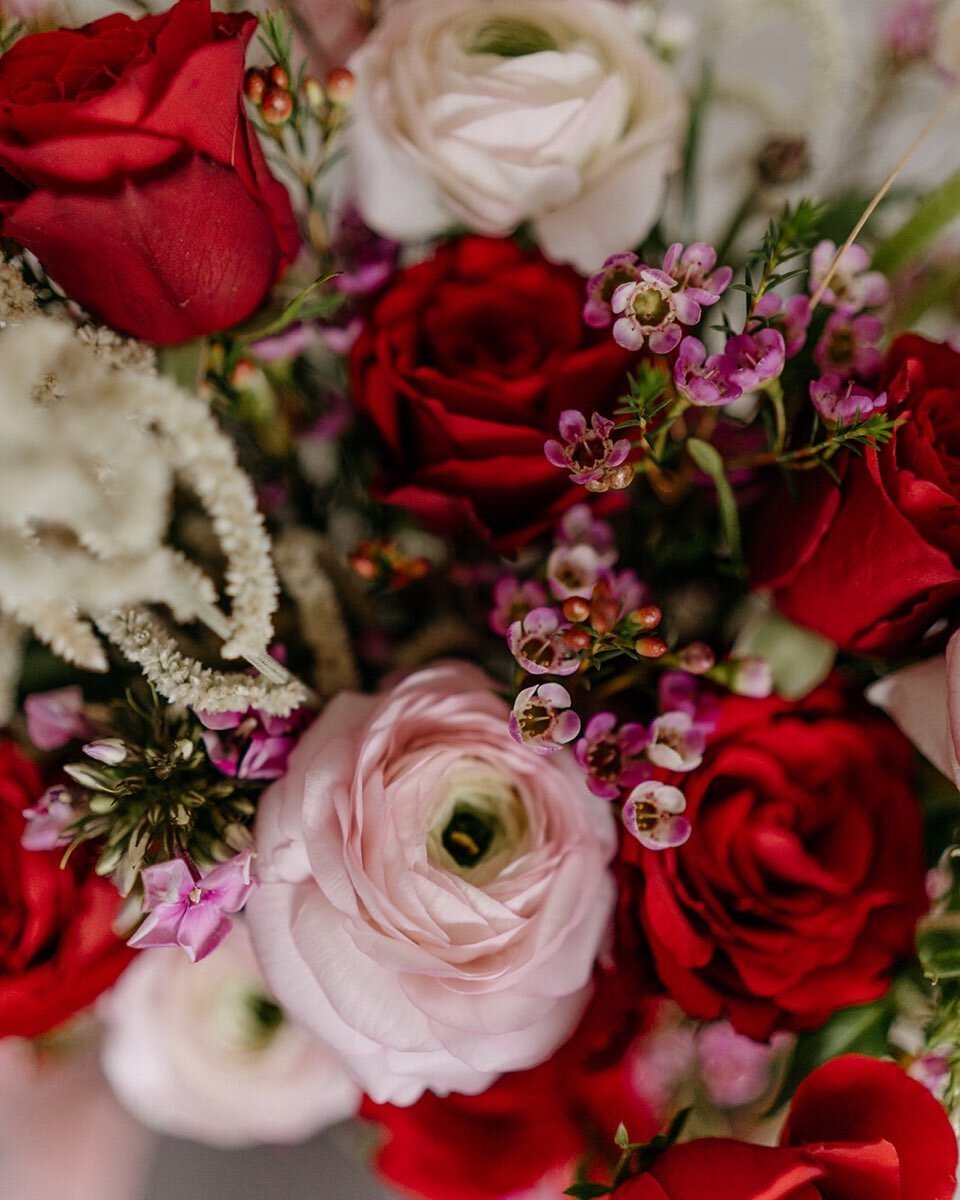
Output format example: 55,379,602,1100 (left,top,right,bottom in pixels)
0,0,301,344
262,87,294,126
243,66,267,104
